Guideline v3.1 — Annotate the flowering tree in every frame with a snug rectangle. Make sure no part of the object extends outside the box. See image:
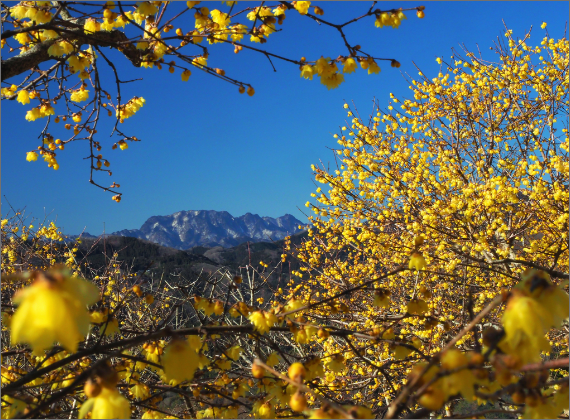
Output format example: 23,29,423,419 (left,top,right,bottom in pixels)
2,18,569,420
1,0,424,201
